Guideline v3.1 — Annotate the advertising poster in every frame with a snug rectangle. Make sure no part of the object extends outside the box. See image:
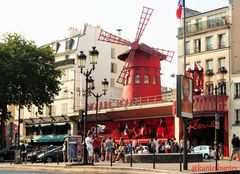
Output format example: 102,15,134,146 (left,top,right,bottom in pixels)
67,135,82,162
